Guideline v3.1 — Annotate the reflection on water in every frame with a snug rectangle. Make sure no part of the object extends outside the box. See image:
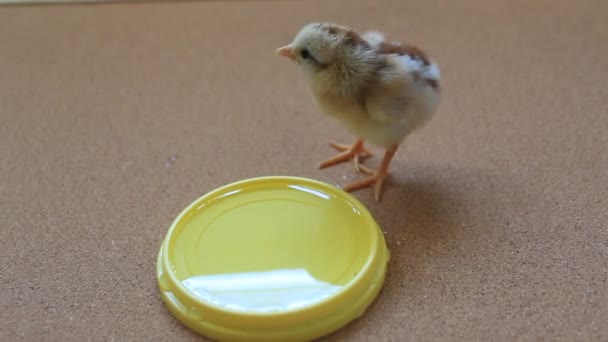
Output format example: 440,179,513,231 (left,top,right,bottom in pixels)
182,269,342,313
